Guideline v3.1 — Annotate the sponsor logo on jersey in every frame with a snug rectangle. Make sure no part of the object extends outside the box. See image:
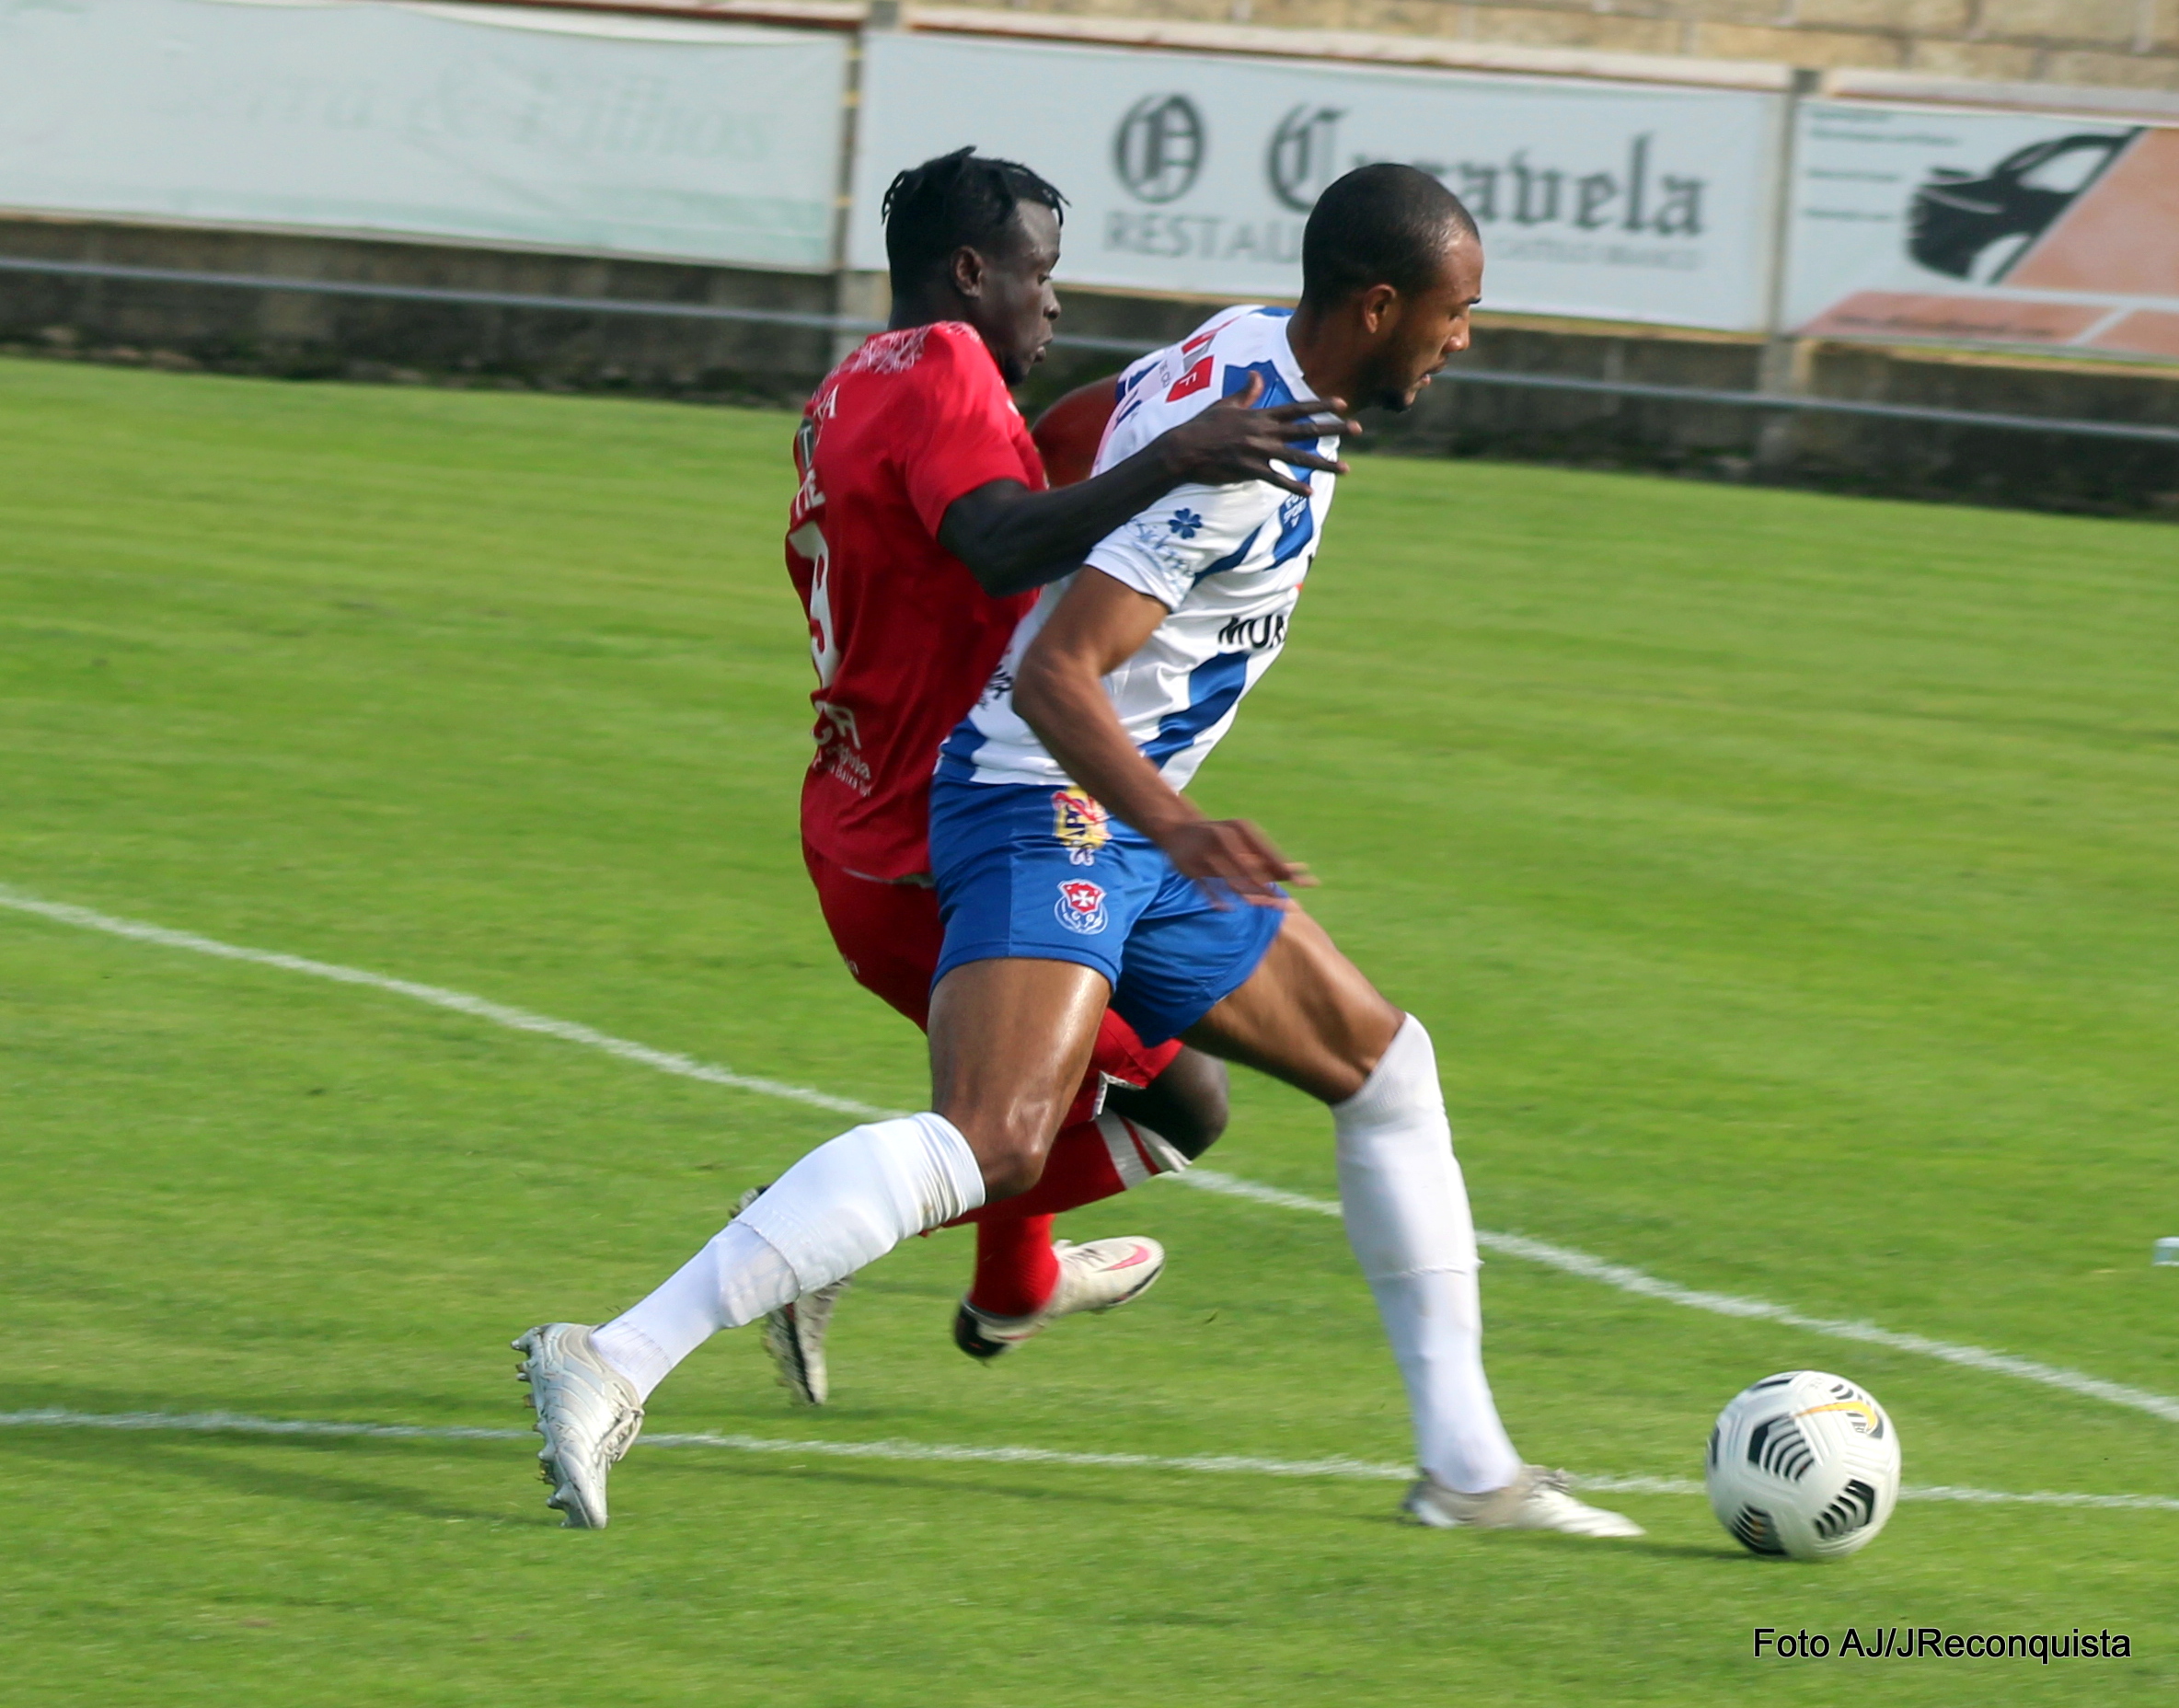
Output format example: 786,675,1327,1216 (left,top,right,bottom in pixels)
1055,879,1110,935
974,664,1016,710
811,698,871,794
1167,355,1214,401
1216,610,1287,651
813,698,861,749
1167,507,1205,538
1051,788,1111,866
